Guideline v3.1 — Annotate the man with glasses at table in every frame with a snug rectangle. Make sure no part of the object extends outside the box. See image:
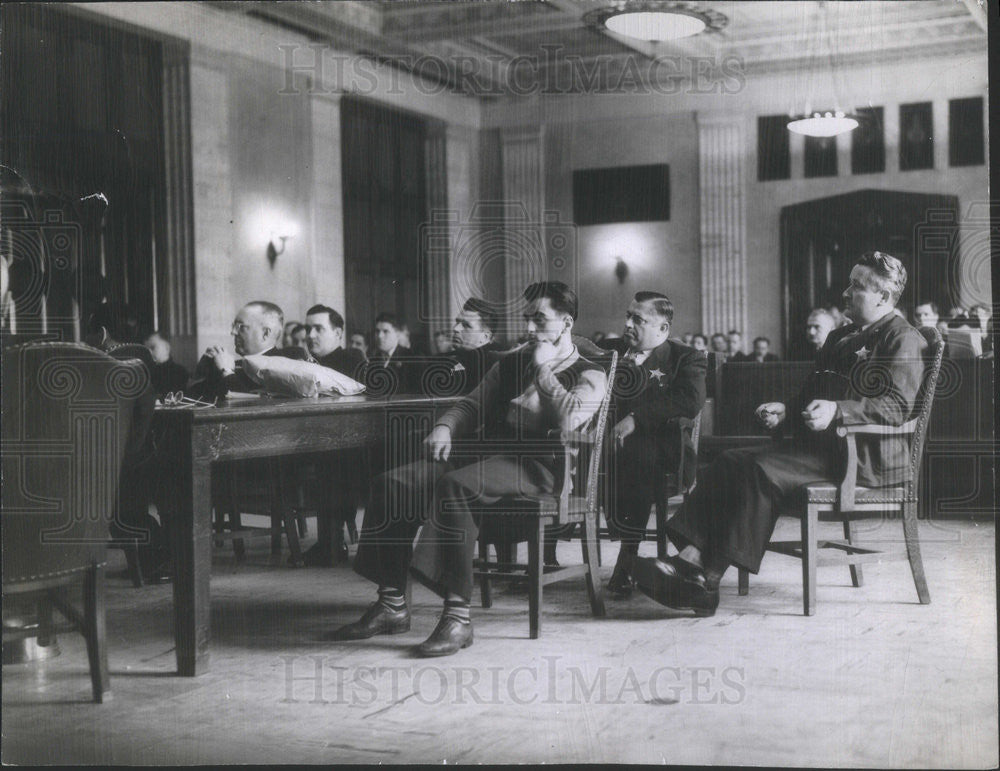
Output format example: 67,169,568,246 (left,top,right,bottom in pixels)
189,300,309,401
632,252,926,617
